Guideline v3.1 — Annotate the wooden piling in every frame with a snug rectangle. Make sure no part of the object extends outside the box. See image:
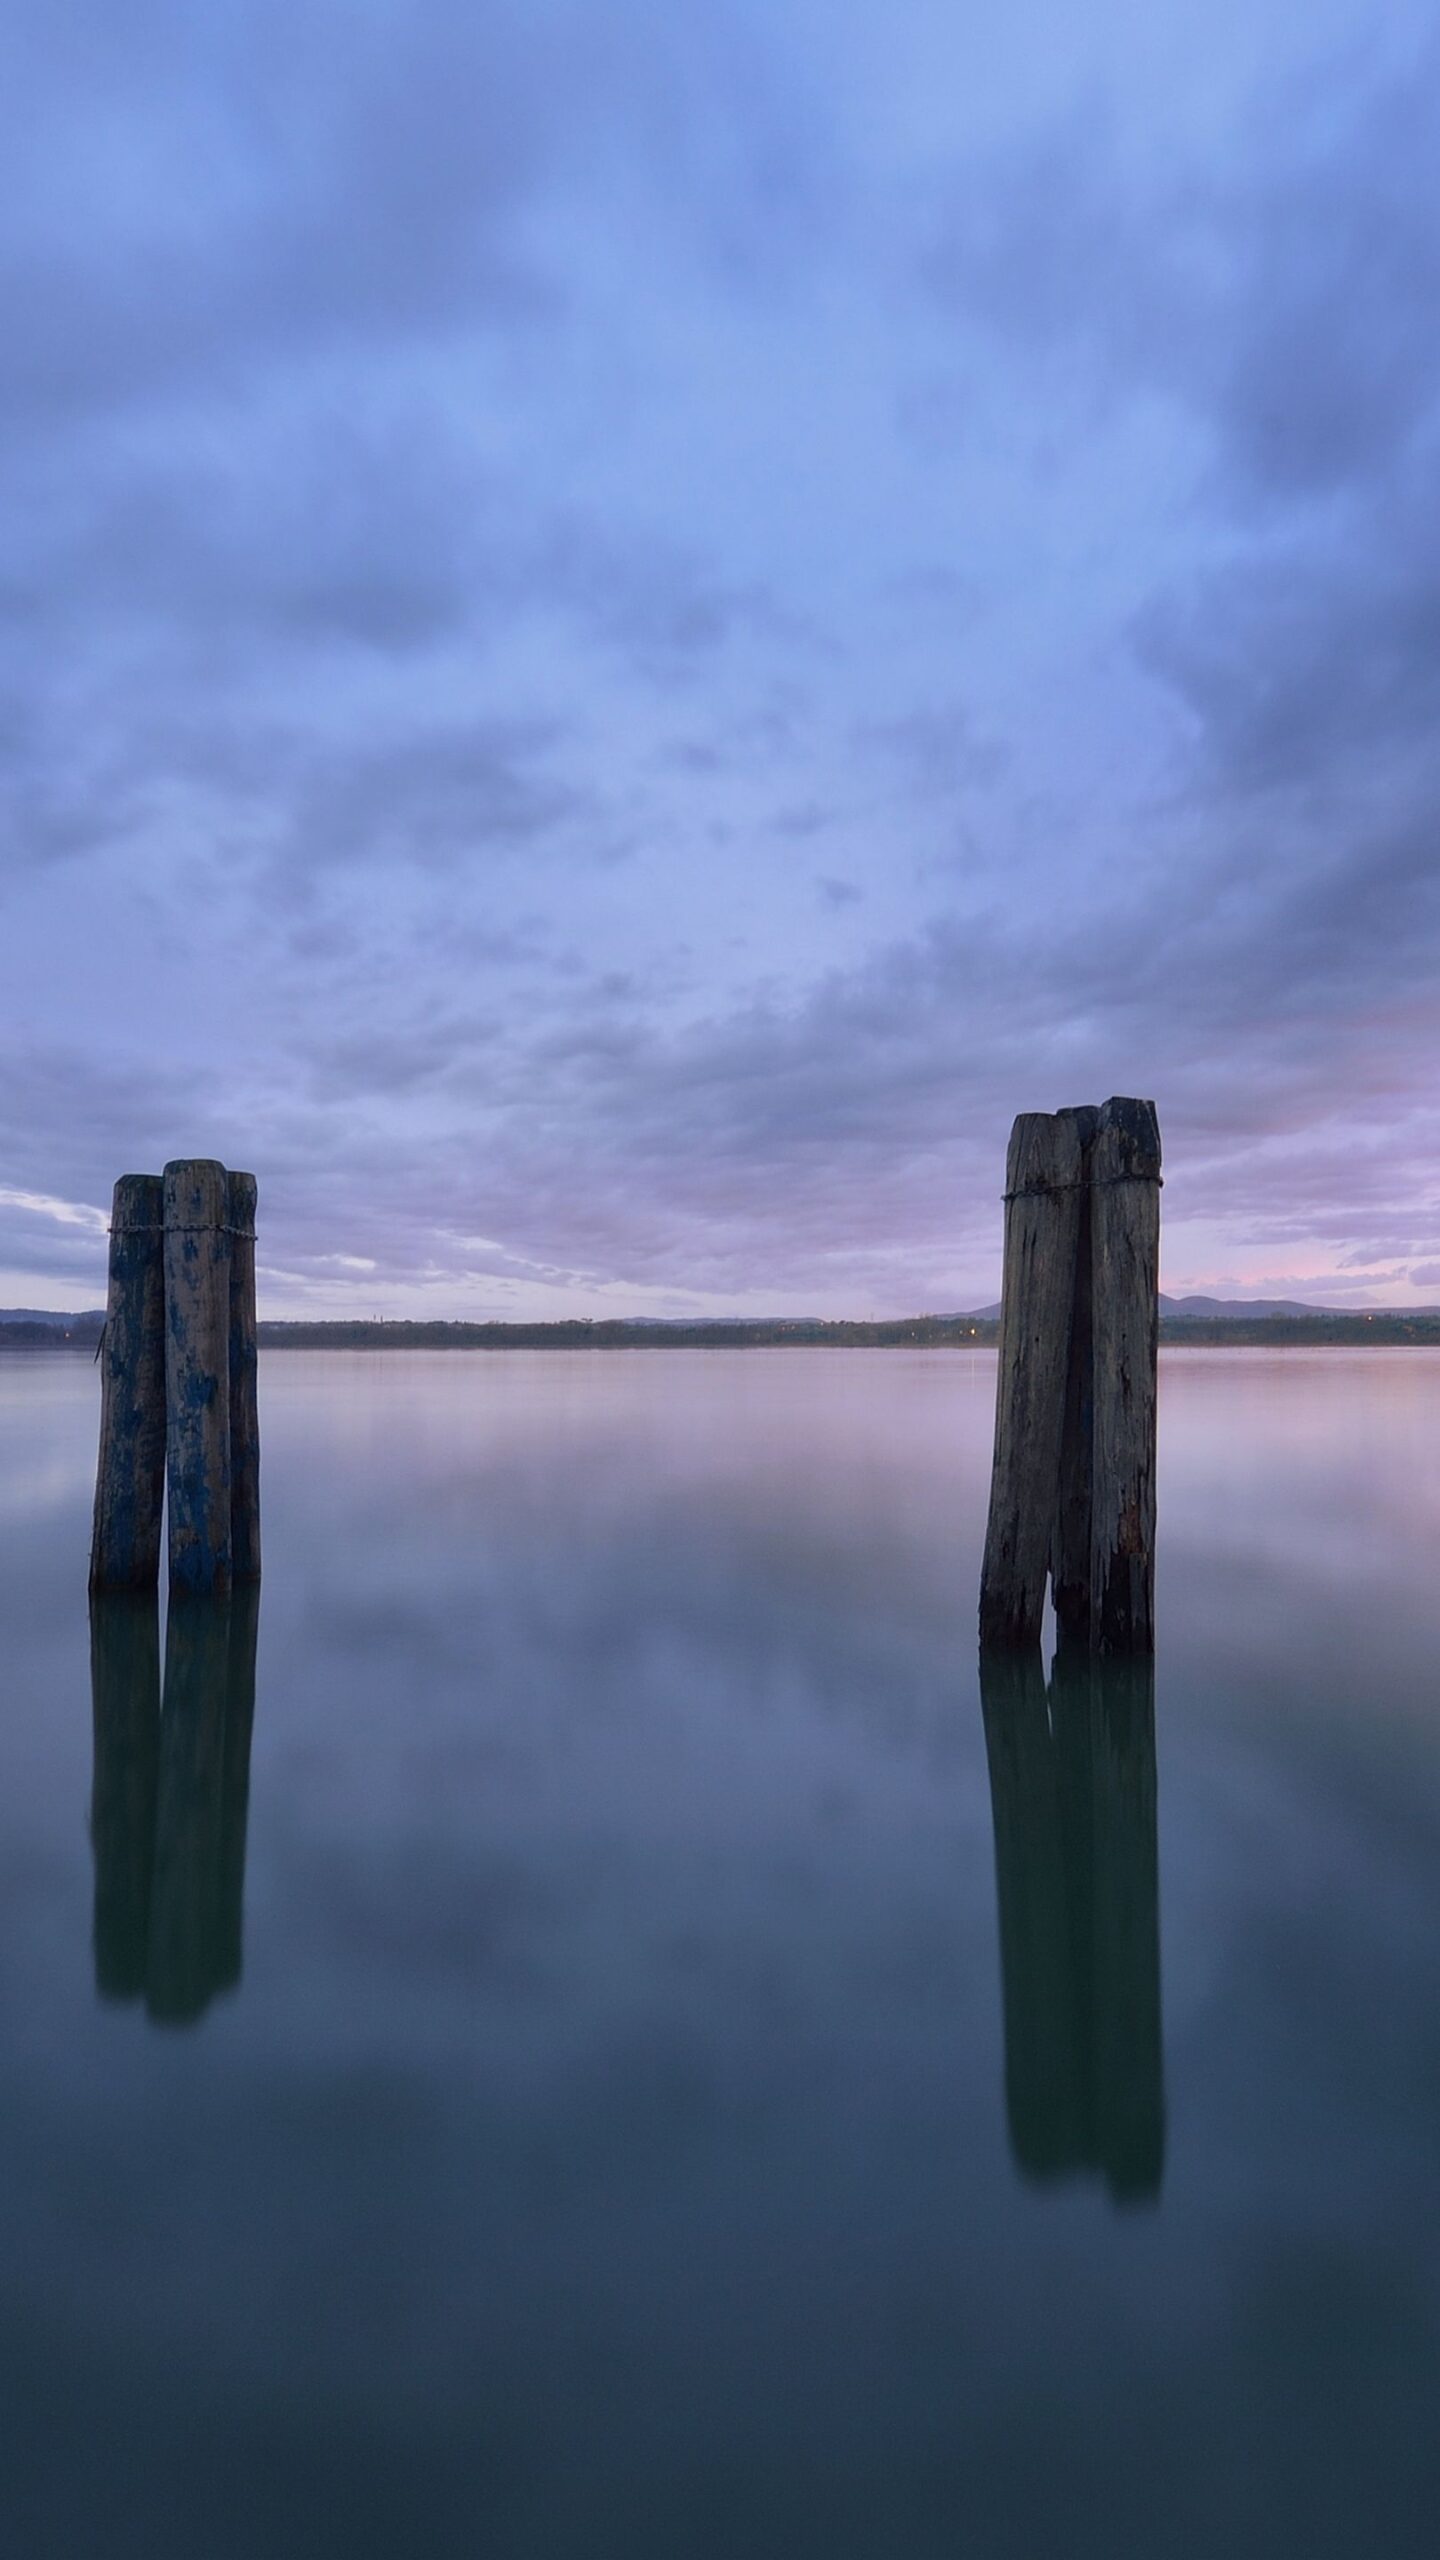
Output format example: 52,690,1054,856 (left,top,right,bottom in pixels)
163,1159,232,1597
1050,1106,1099,1647
979,1111,1087,1649
980,1095,1161,1656
1088,1098,1161,1654
227,1171,261,1582
89,1174,167,1591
